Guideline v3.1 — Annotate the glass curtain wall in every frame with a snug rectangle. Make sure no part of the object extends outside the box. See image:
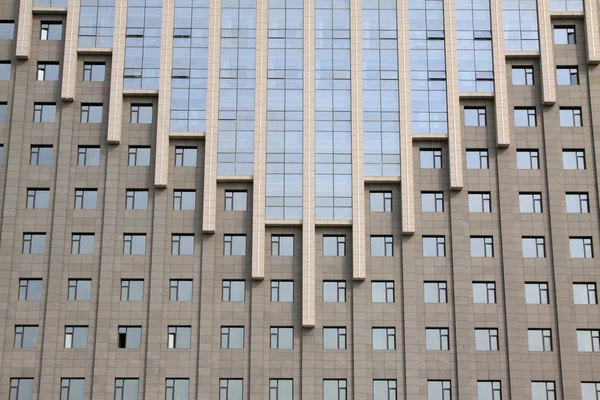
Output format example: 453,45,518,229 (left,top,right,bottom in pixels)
503,0,539,51
78,0,115,48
